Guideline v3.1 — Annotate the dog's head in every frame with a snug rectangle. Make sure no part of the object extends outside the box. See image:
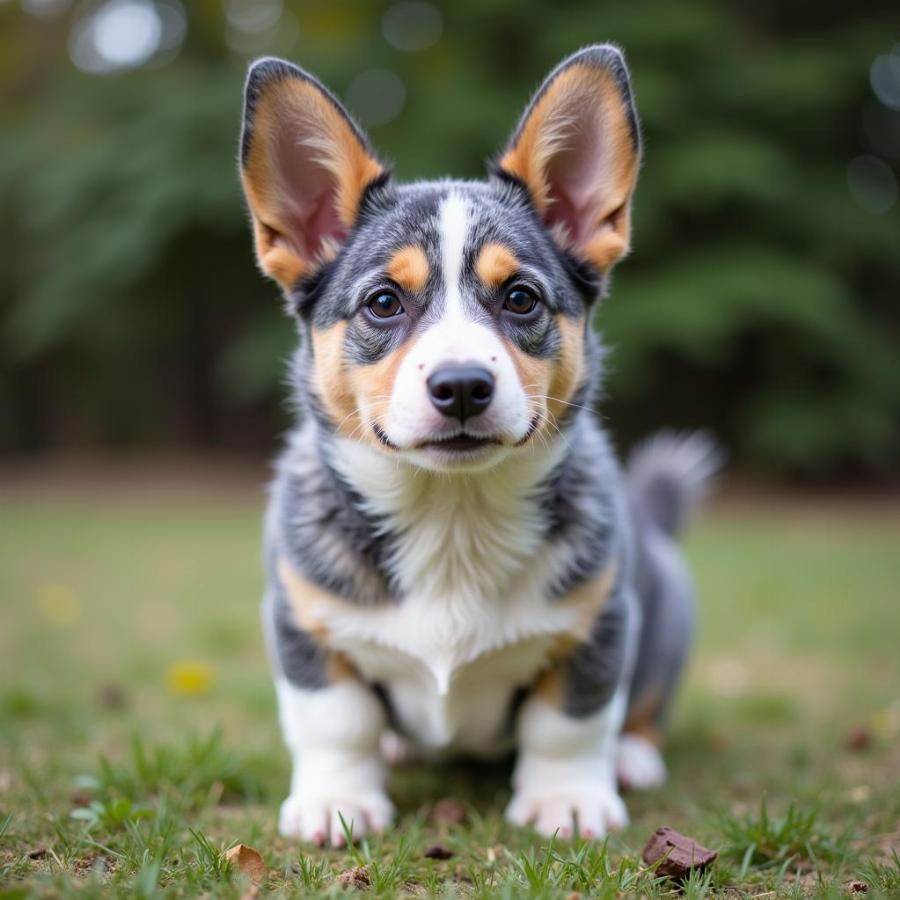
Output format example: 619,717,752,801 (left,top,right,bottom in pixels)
240,47,640,472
